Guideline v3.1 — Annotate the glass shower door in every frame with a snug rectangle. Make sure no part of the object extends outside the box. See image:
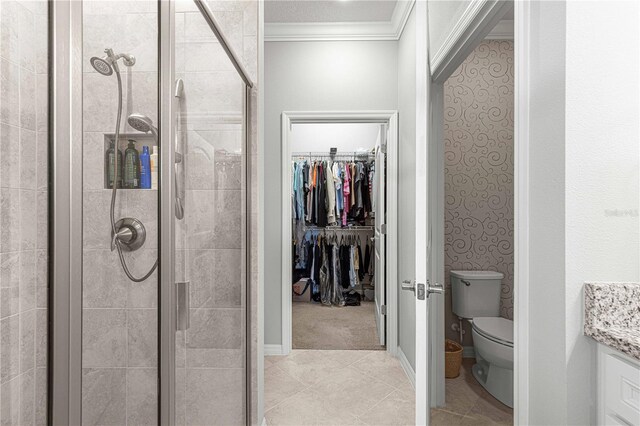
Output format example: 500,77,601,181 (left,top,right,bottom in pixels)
61,0,250,424
81,1,160,425
173,1,248,423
